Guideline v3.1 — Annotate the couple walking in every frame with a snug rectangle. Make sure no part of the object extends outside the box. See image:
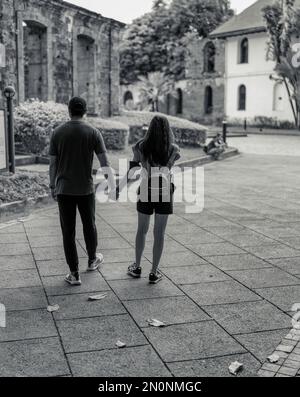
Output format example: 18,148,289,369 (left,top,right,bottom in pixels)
49,97,180,286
